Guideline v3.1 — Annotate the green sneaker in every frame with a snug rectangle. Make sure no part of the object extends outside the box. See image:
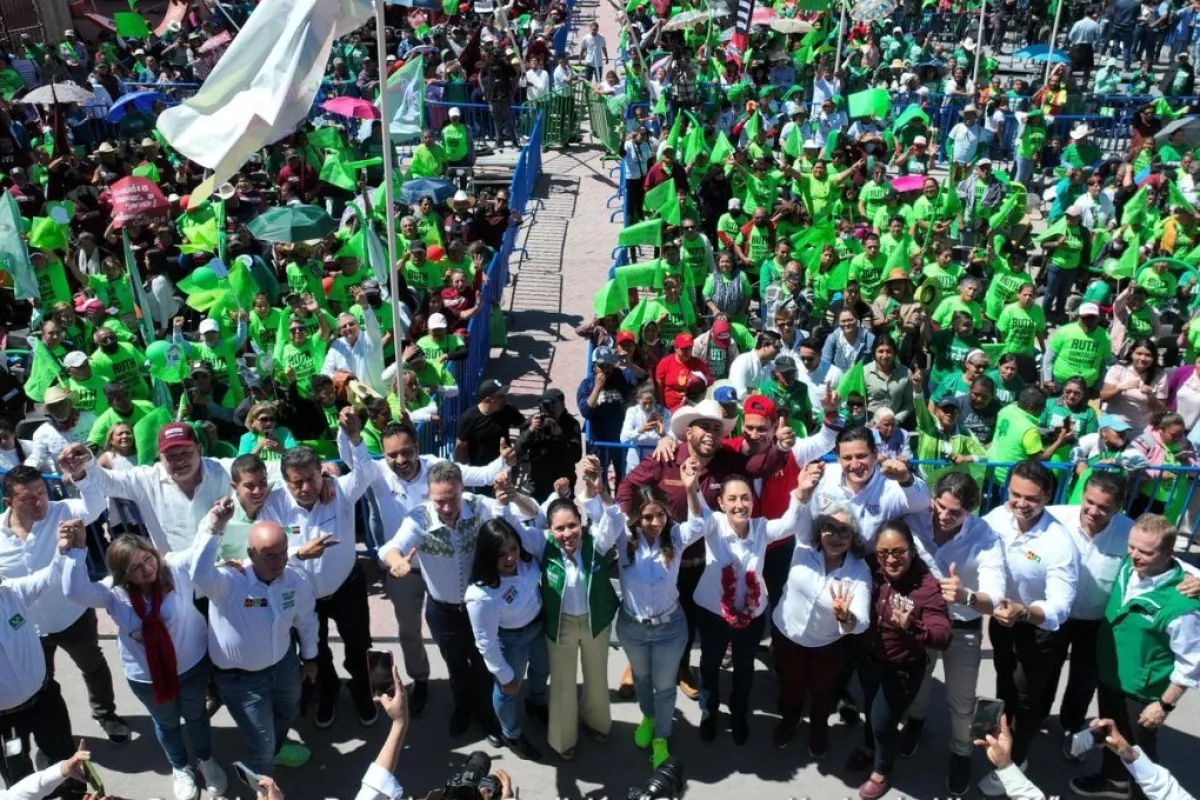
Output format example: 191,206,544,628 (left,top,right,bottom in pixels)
273,742,311,768
634,717,655,750
651,737,670,768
